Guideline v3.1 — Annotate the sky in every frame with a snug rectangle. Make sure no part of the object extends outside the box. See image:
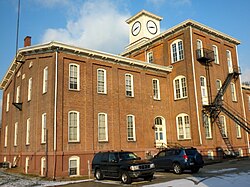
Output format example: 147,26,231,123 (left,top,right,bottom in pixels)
0,0,250,121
